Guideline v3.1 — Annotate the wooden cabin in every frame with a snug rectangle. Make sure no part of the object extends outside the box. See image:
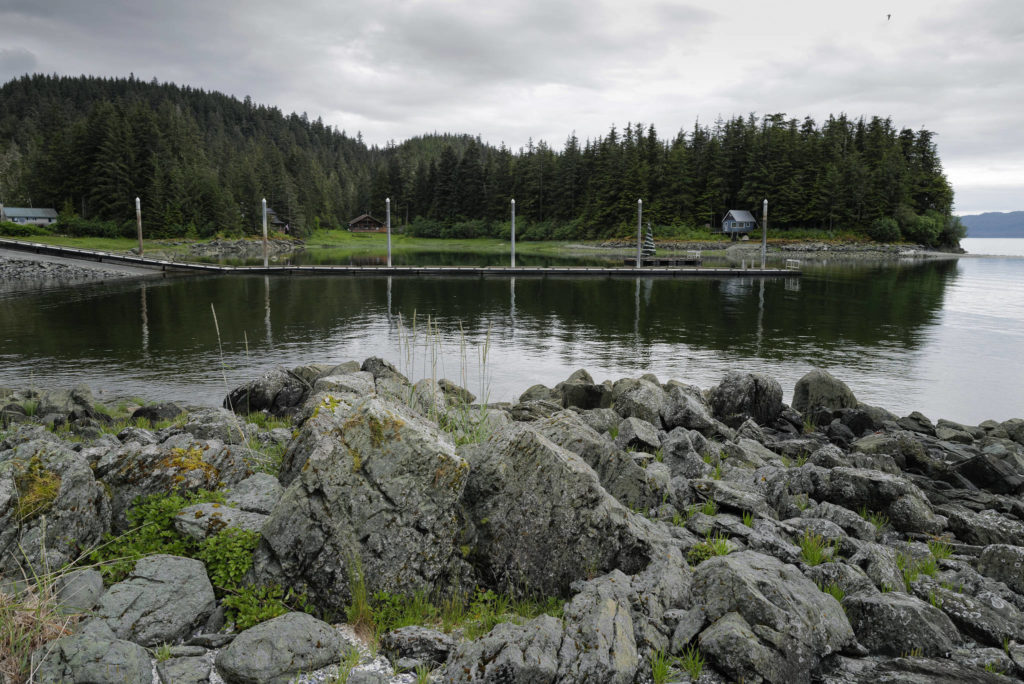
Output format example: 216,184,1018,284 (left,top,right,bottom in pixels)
0,205,58,226
721,210,757,236
348,214,386,233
